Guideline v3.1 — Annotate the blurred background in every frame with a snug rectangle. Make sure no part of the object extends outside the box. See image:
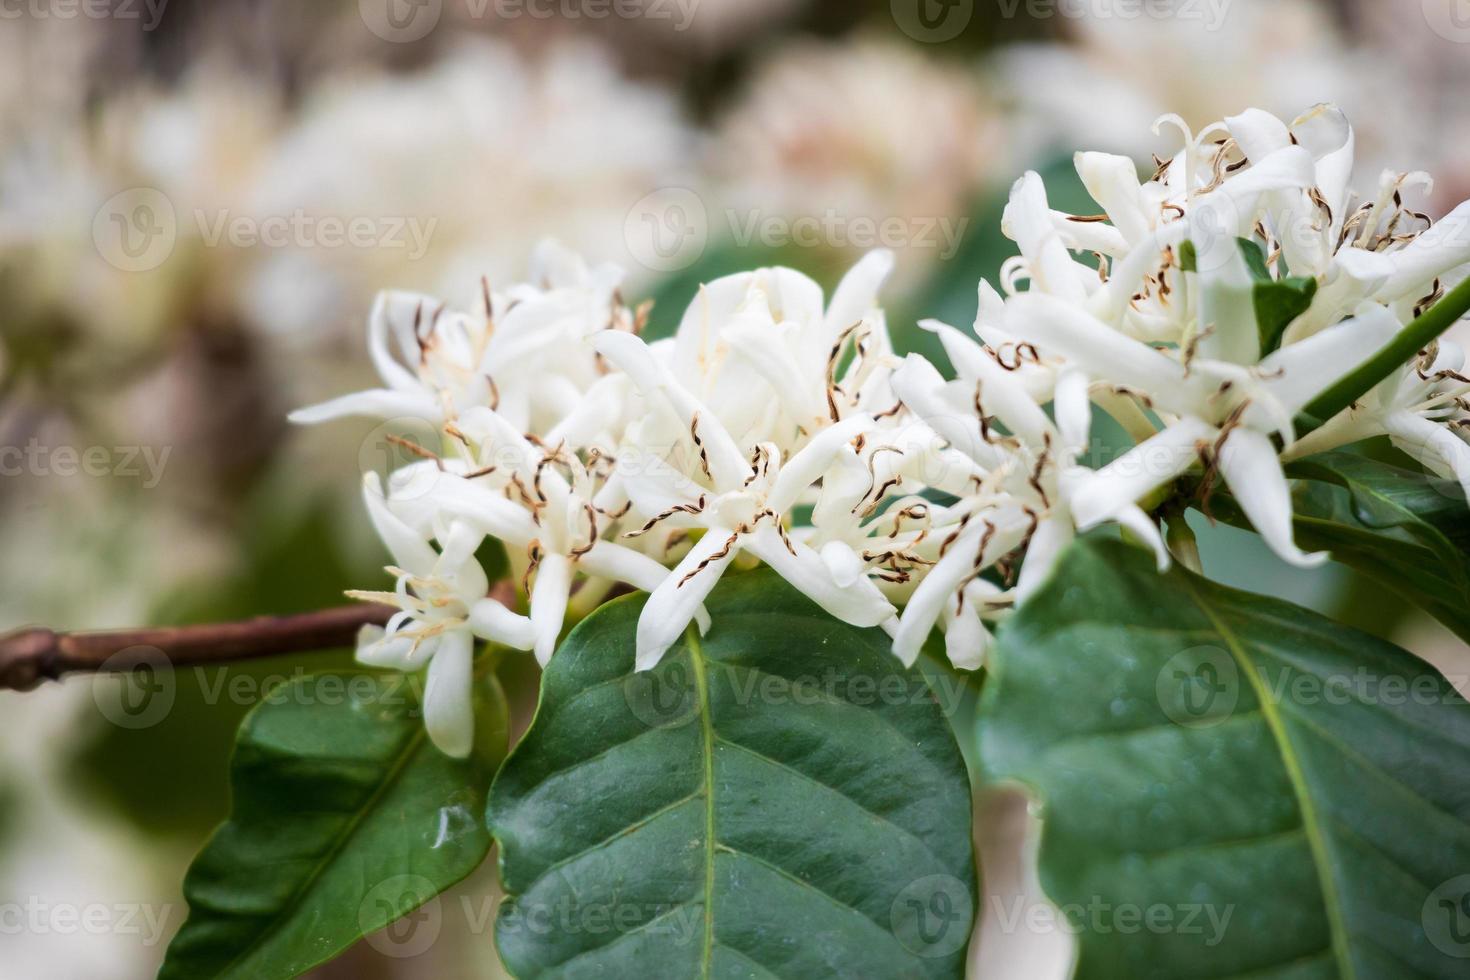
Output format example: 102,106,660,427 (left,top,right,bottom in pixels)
1,0,1467,976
